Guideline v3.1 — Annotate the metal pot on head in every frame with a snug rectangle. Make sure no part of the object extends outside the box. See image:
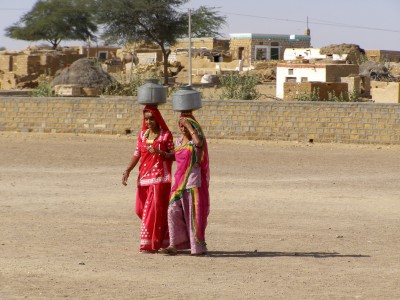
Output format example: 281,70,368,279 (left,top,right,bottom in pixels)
172,86,202,112
137,79,167,106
